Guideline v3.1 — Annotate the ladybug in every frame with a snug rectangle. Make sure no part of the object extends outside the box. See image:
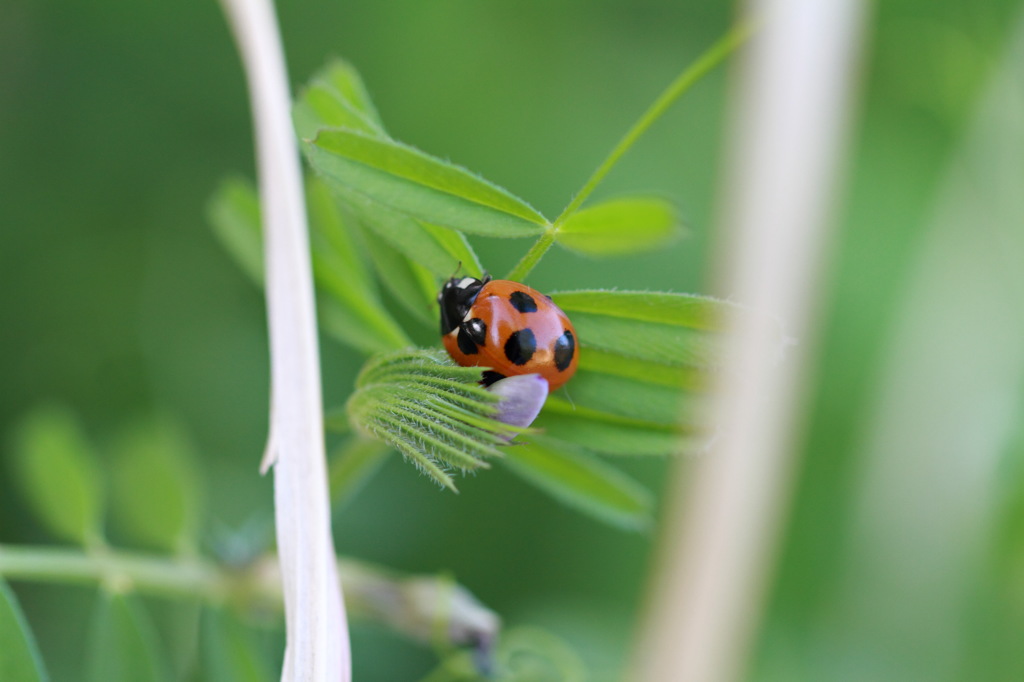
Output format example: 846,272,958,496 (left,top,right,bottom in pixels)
438,275,578,391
